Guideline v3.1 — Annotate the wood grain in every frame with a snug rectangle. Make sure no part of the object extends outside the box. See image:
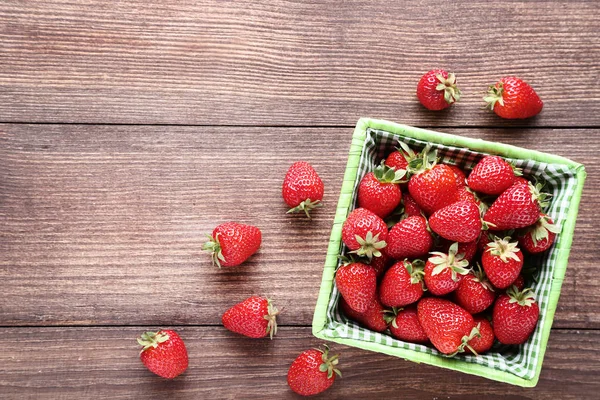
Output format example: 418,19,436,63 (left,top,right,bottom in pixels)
0,0,599,126
1,125,597,328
